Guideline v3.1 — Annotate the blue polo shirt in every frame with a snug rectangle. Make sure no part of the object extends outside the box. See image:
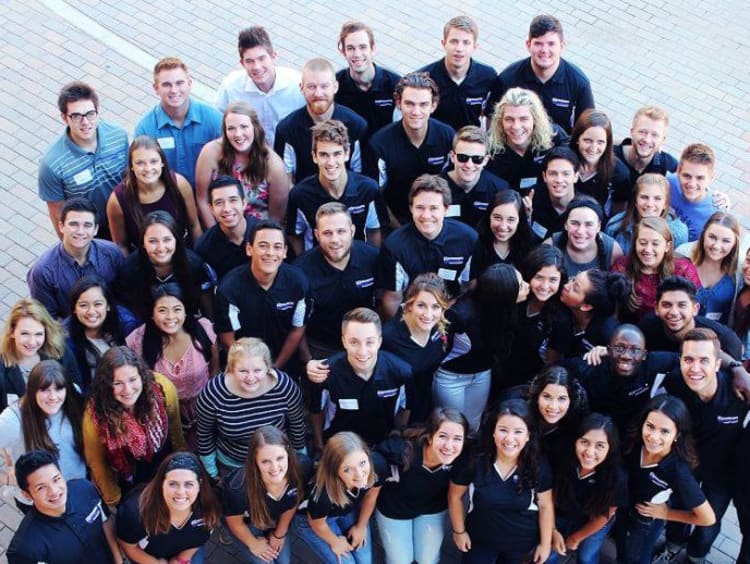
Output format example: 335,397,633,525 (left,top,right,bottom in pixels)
441,169,509,229
369,119,455,223
286,172,388,250
293,241,378,347
418,58,496,130
377,219,477,298
488,57,594,133
613,139,678,188
27,238,123,318
38,121,129,228
335,64,401,135
667,173,721,241
135,98,223,188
